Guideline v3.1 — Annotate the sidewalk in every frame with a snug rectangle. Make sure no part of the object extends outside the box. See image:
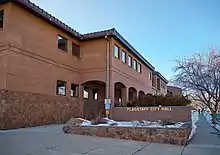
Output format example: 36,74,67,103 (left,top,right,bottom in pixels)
0,116,220,155
182,115,220,155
